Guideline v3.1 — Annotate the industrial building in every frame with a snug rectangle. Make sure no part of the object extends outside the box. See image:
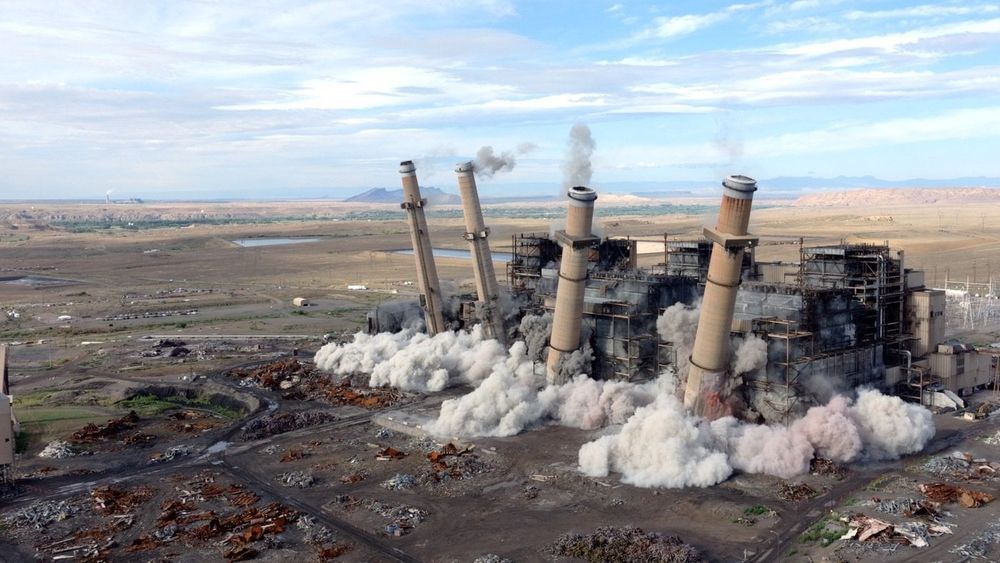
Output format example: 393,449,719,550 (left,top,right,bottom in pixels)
386,166,998,422
1,345,17,488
